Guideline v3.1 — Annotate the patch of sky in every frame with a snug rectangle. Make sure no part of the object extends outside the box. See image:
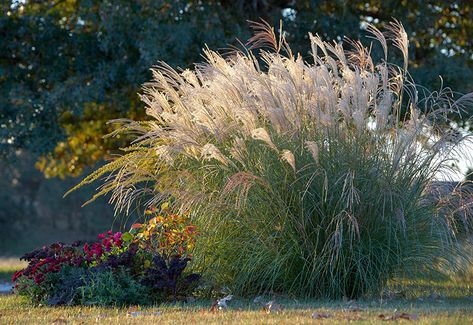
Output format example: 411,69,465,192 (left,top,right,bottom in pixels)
281,8,297,22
